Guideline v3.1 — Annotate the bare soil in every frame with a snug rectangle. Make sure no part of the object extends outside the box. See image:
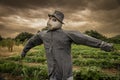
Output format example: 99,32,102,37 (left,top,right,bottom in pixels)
102,68,120,75
0,73,23,80
0,45,23,57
